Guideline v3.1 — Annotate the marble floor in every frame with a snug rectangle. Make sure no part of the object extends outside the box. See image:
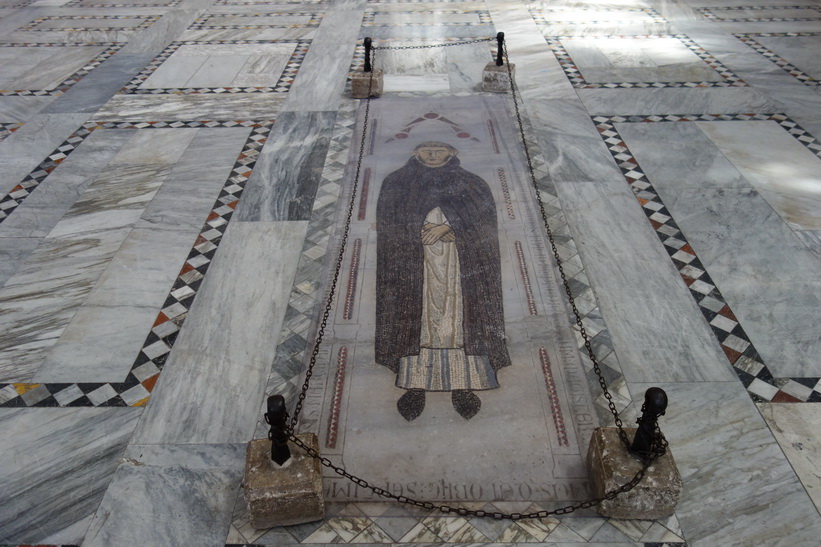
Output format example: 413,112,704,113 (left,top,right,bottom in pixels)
1,0,820,545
